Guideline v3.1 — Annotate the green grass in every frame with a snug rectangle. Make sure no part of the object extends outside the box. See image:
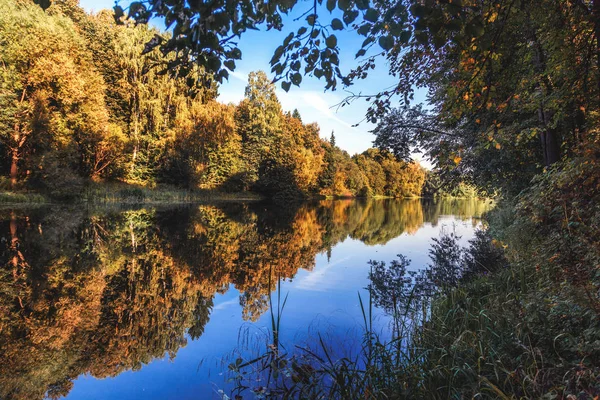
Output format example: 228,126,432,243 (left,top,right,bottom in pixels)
0,184,264,205
226,270,599,399
81,183,264,204
0,191,48,204
224,221,600,399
